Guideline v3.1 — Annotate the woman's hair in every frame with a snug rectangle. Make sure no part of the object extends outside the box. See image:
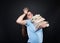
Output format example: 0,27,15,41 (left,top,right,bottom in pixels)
22,25,27,37
22,25,28,43
21,7,31,37
21,12,27,37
